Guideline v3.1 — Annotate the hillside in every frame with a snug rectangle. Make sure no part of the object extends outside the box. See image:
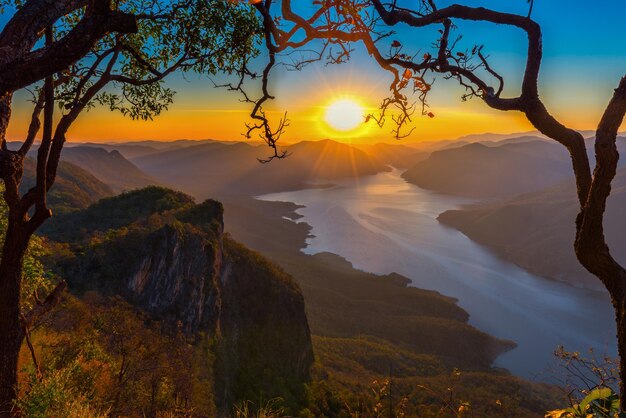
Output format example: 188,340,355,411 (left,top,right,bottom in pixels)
40,187,314,413
21,158,114,214
355,142,429,168
402,140,573,198
19,160,569,416
132,139,390,198
438,167,626,290
221,196,565,416
67,142,159,159
58,146,159,192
